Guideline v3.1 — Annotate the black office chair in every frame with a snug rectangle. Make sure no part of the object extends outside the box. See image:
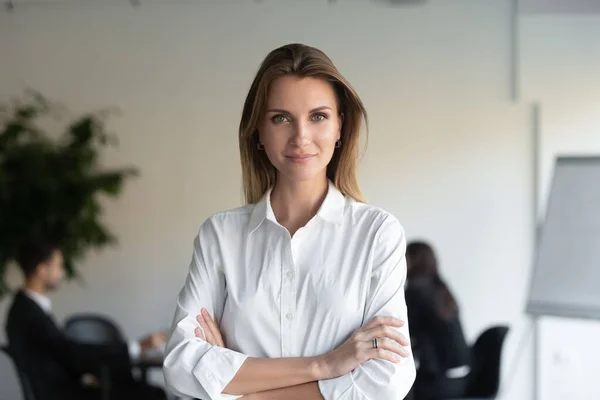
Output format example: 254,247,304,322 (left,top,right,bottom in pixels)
64,314,168,400
461,325,509,399
64,314,131,400
1,346,37,400
64,314,125,344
